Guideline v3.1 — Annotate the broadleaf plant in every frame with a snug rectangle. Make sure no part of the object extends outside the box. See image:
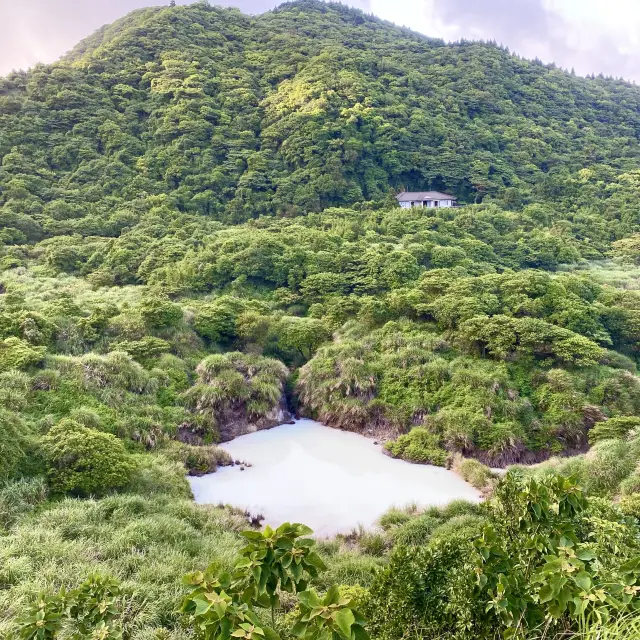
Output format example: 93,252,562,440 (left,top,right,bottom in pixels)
181,523,367,640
